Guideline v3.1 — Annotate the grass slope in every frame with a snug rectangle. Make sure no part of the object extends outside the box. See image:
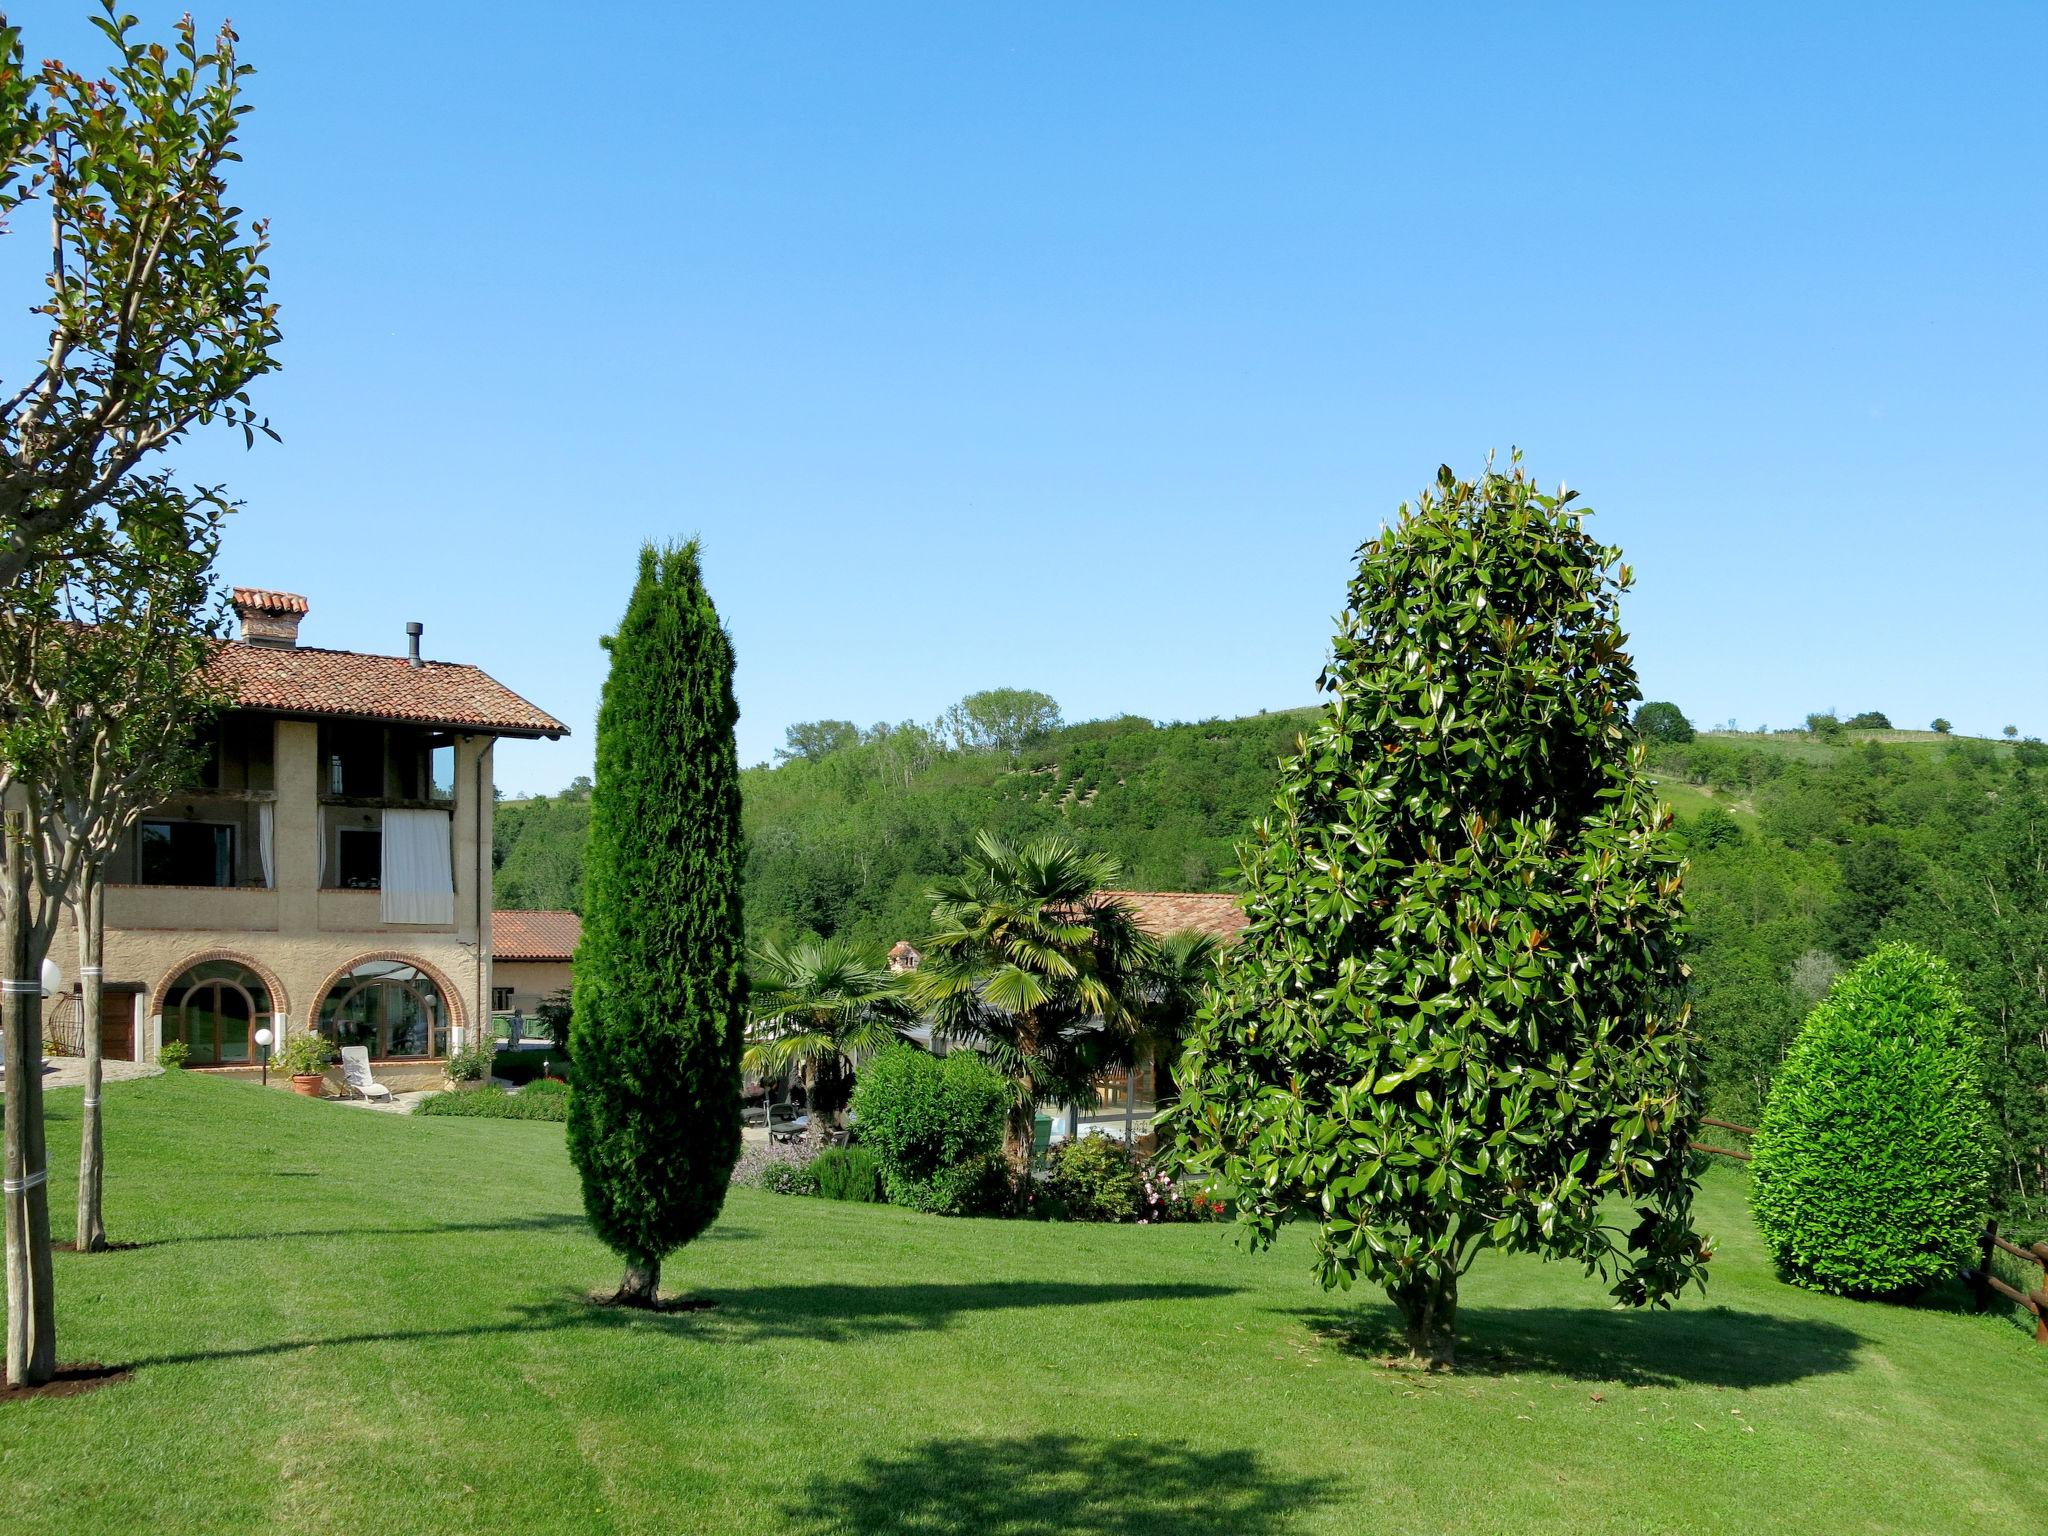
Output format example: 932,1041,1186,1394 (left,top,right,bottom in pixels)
5,1073,2042,1535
